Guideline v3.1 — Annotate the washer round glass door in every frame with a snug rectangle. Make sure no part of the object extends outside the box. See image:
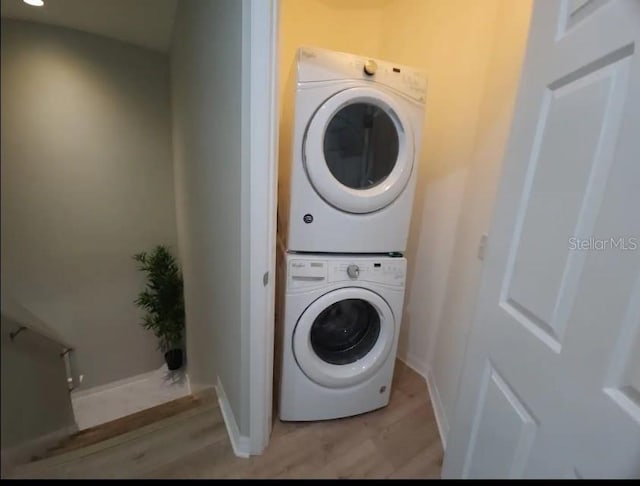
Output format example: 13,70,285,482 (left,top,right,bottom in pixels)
304,87,414,214
293,287,395,388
